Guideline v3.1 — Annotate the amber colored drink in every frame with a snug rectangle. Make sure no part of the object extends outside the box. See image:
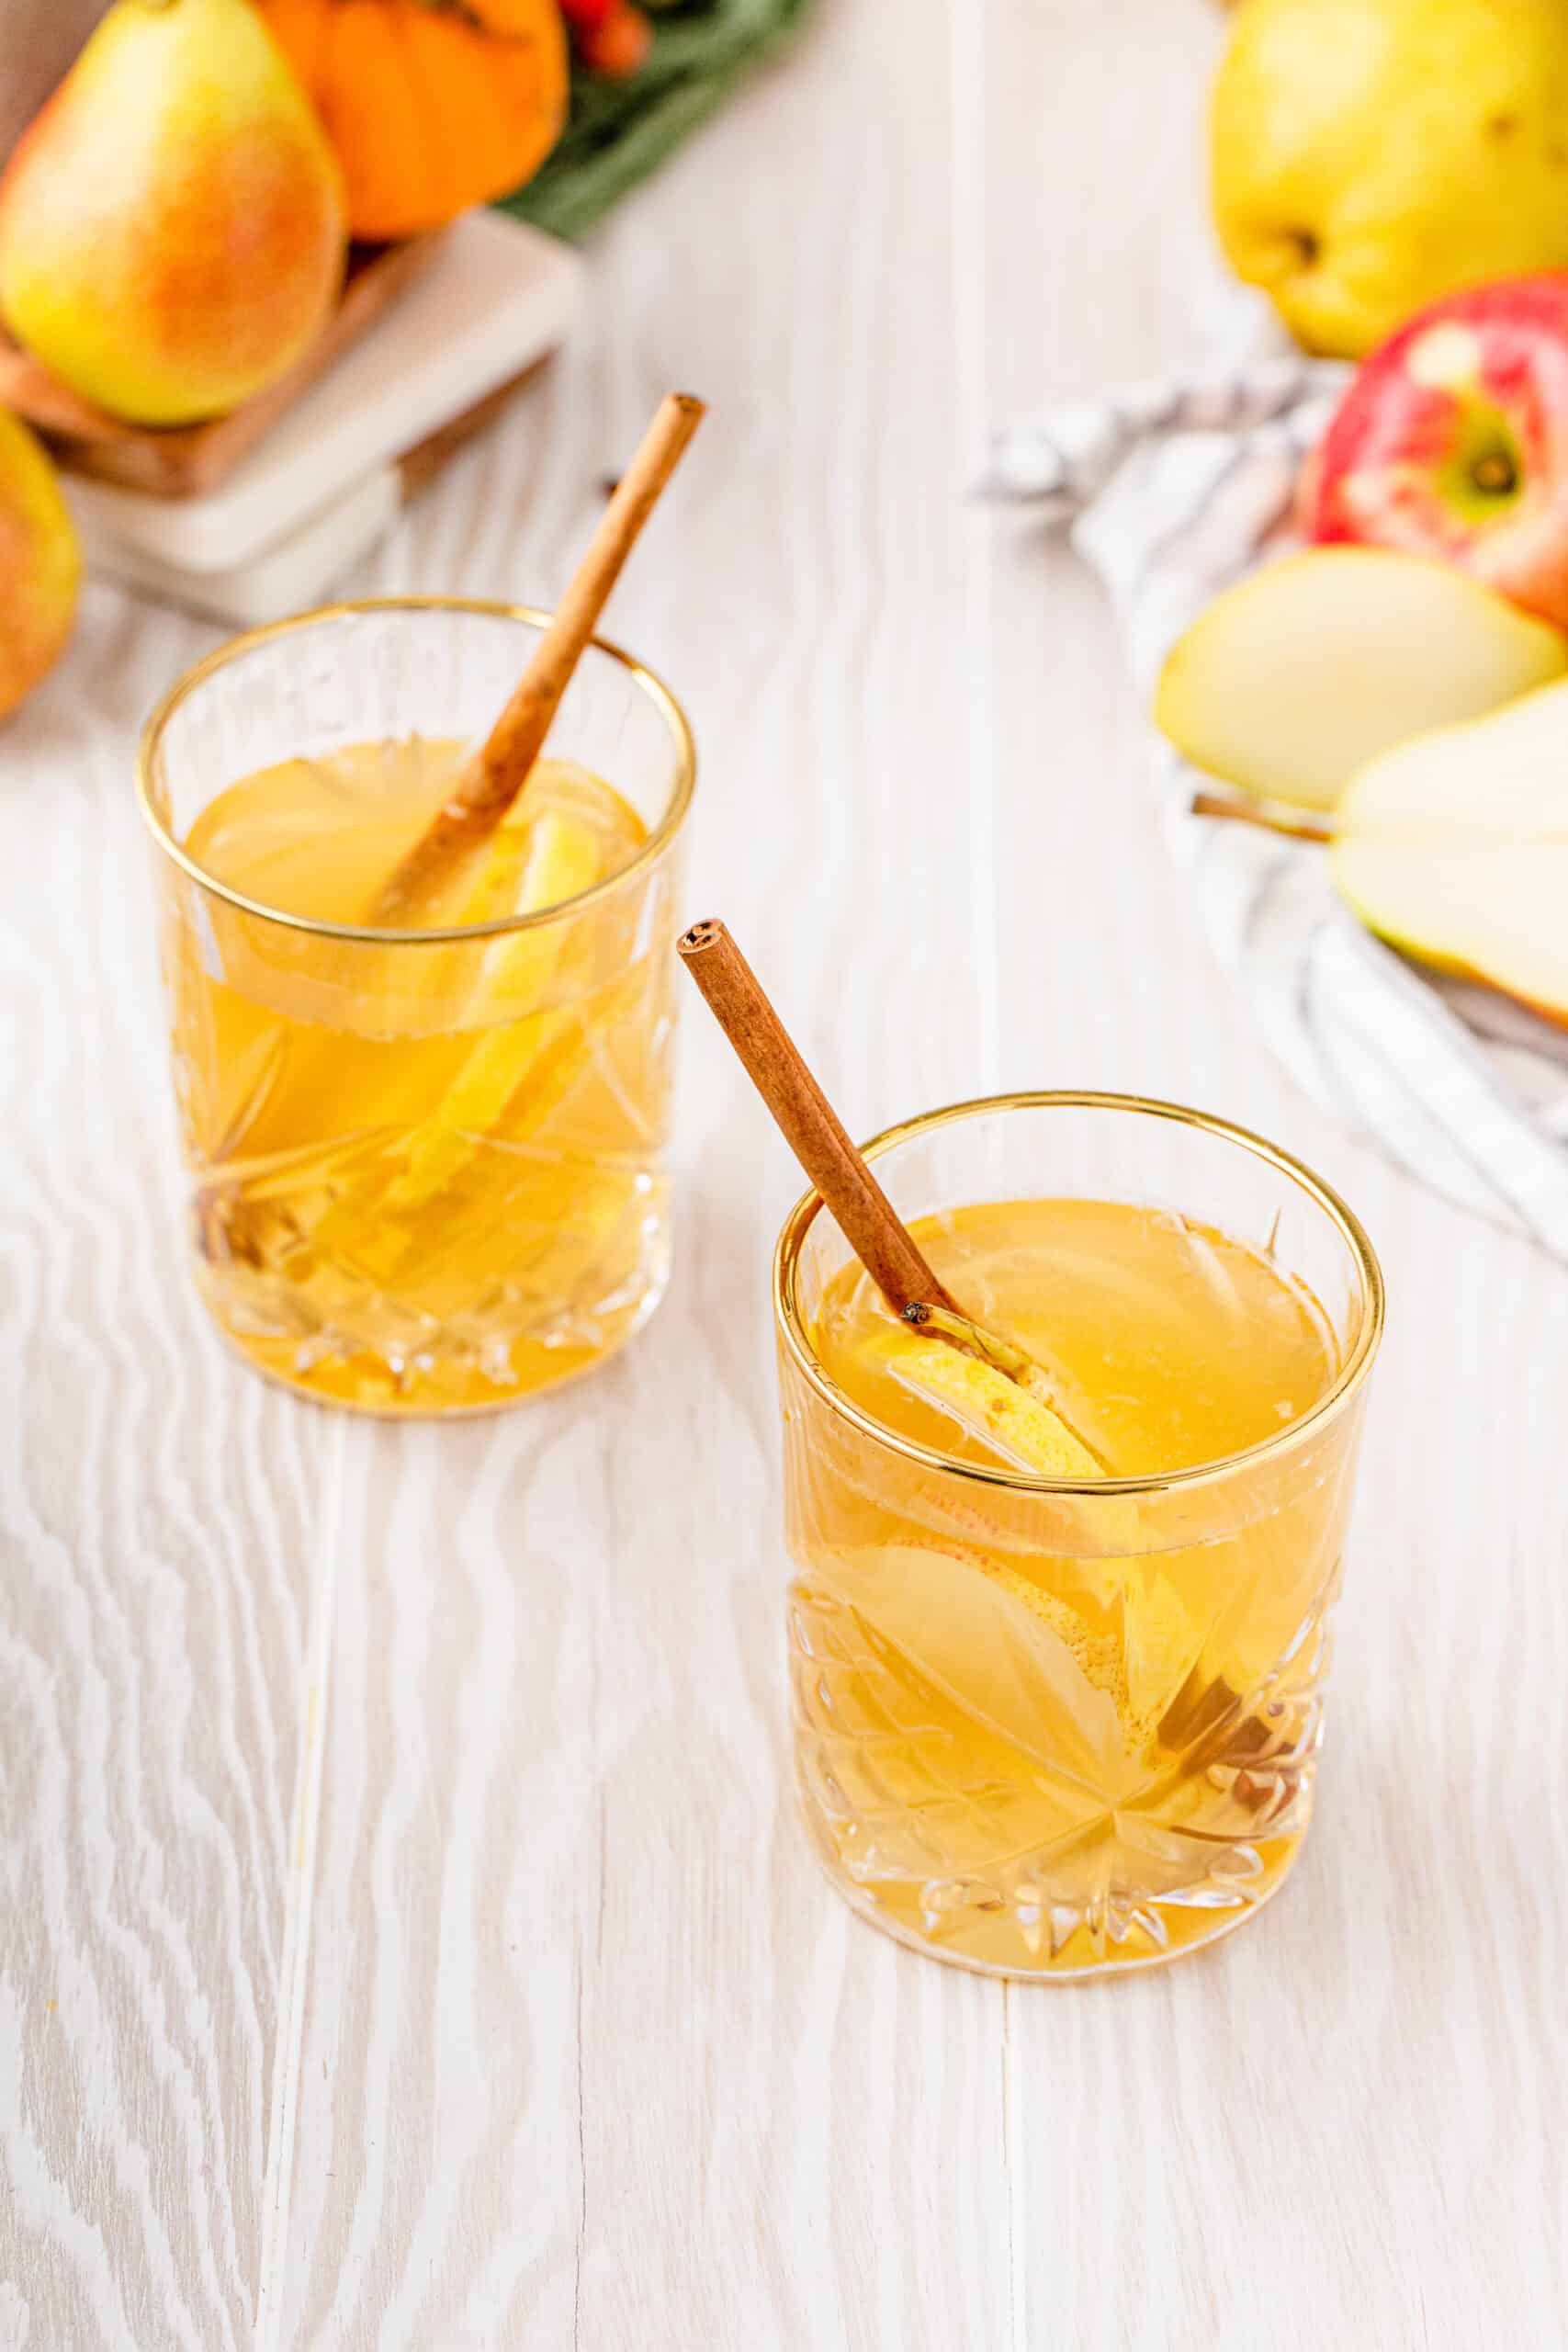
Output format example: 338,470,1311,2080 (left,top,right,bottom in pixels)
140,602,694,1414
775,1098,1382,1979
